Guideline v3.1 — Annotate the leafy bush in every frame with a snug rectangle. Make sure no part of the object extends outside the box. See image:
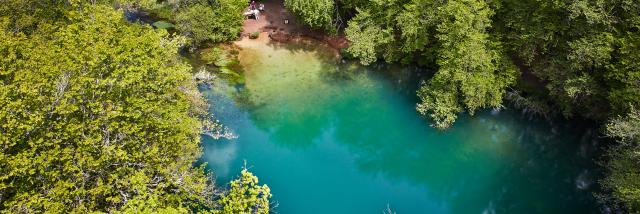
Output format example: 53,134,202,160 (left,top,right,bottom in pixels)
249,32,260,39
284,0,335,32
215,169,271,214
175,0,245,46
